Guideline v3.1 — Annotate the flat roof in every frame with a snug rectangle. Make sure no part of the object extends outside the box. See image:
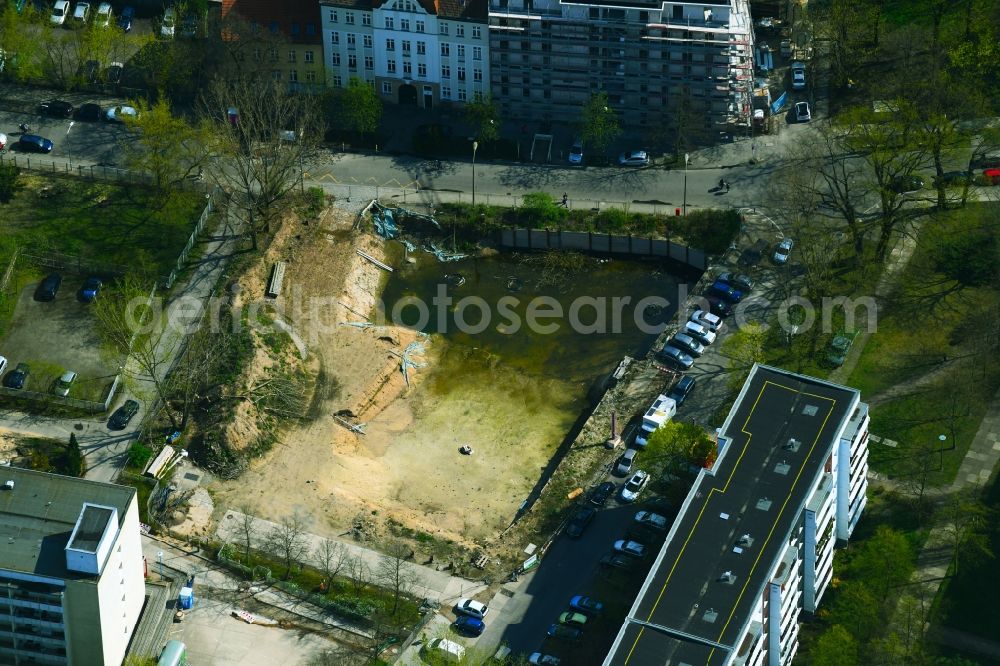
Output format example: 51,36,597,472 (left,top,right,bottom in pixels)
0,467,135,580
68,505,114,553
607,365,858,666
